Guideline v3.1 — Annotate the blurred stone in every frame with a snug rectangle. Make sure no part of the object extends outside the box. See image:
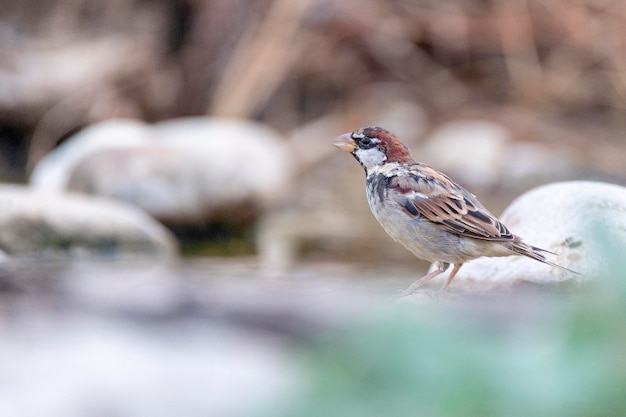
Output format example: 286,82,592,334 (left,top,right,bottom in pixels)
30,118,294,225
419,119,576,189
0,39,157,119
30,119,149,189
420,119,512,189
0,185,177,260
502,141,575,186
437,181,626,289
